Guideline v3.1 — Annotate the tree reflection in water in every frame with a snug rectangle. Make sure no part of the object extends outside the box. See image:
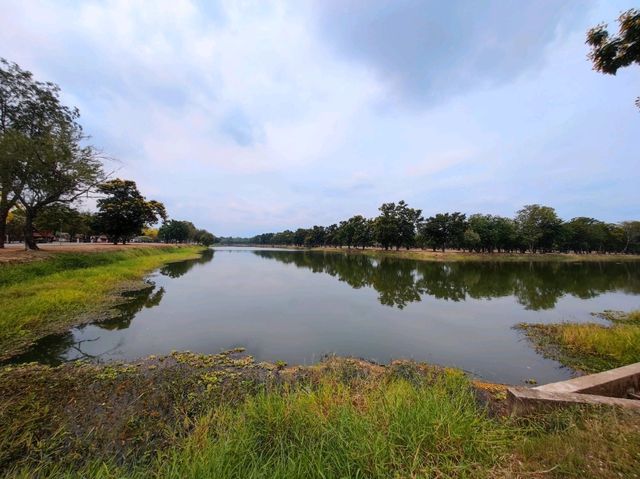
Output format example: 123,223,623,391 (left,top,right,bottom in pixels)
253,250,640,310
158,248,215,278
4,250,217,365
